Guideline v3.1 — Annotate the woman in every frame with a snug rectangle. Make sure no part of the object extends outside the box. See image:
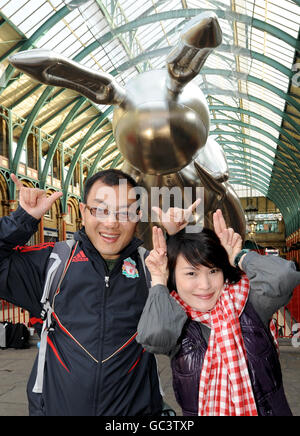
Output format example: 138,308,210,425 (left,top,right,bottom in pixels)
137,210,300,416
